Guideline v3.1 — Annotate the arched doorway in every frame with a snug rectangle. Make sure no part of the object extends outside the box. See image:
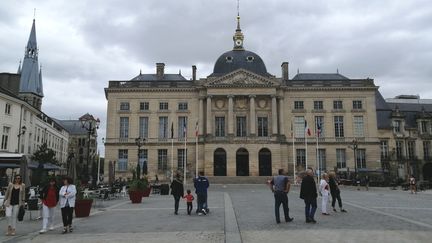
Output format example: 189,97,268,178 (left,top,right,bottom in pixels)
236,148,249,176
214,148,227,176
423,163,432,181
259,148,272,176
